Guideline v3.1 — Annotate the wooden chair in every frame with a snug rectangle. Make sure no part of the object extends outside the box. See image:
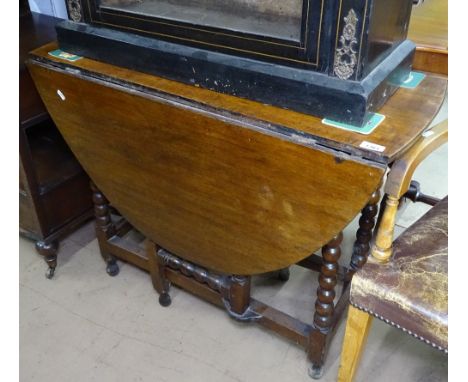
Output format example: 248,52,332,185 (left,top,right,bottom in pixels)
338,120,448,382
